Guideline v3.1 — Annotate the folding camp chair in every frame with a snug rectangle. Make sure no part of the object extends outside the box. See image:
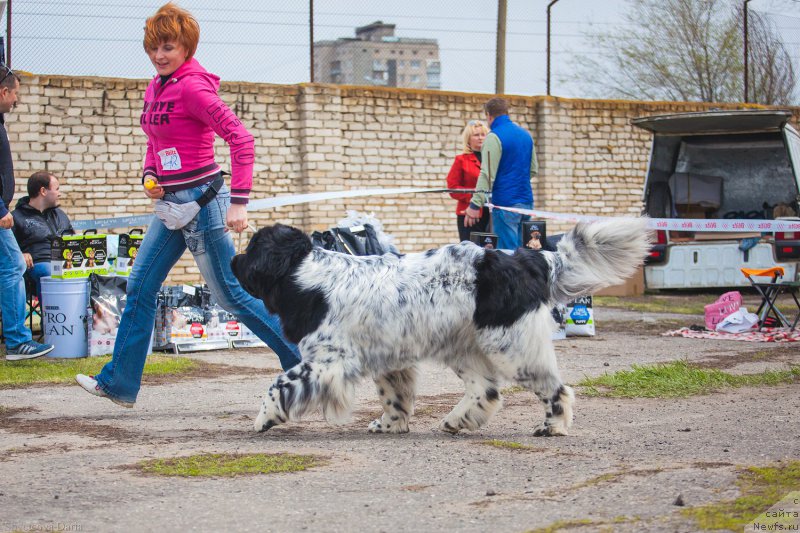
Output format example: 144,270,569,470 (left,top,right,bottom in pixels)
740,267,800,331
